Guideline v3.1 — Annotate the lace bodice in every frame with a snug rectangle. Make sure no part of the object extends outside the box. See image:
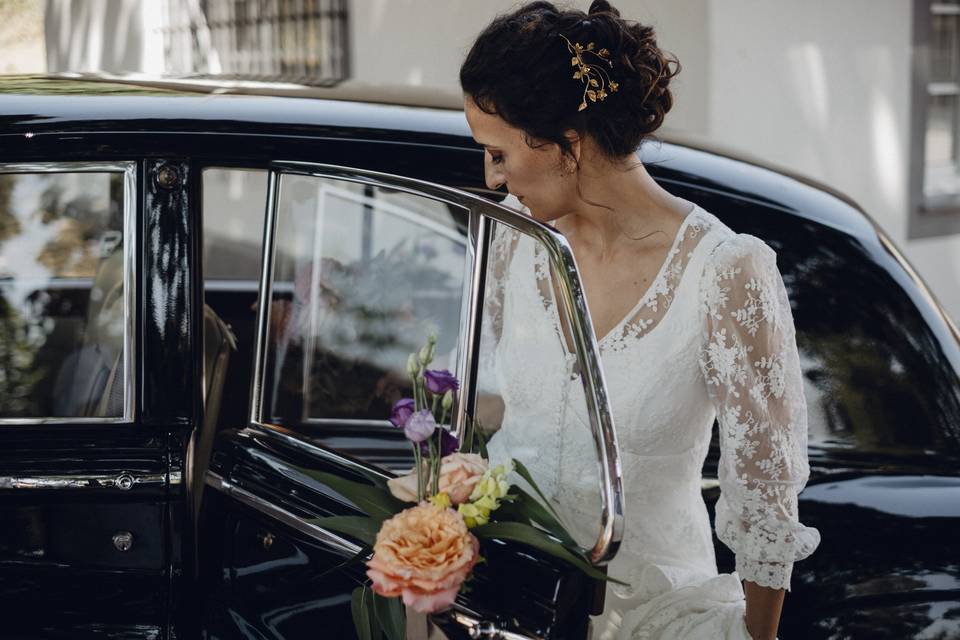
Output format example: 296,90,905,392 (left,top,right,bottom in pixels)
479,195,820,608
